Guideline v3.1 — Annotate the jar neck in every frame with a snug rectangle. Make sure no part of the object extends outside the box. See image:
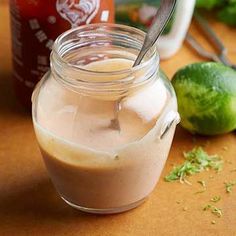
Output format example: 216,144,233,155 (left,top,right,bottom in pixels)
51,24,160,98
